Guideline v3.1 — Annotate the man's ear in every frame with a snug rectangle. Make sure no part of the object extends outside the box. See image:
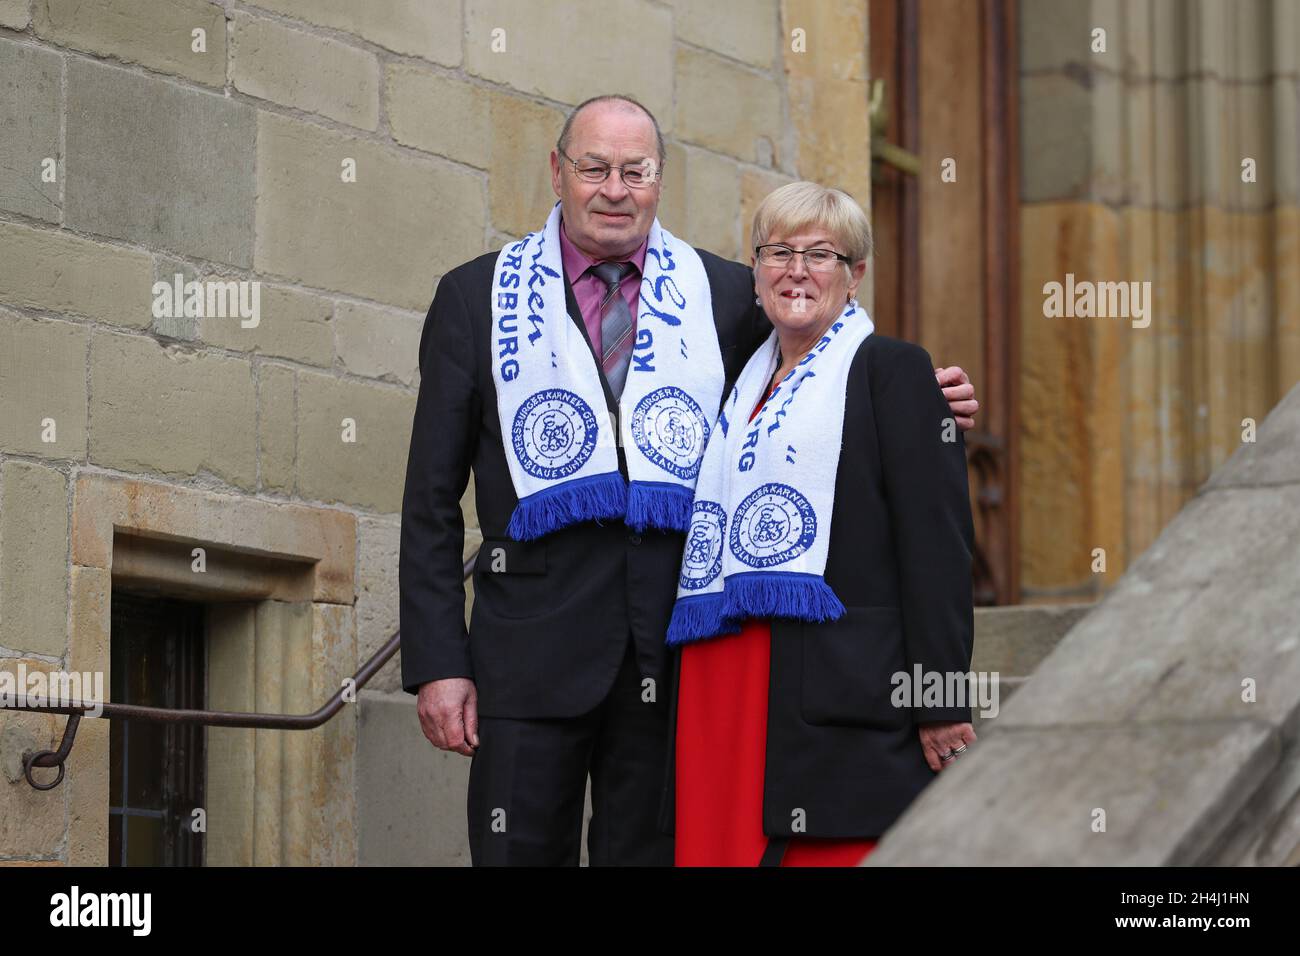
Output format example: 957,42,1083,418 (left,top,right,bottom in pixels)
550,150,563,198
